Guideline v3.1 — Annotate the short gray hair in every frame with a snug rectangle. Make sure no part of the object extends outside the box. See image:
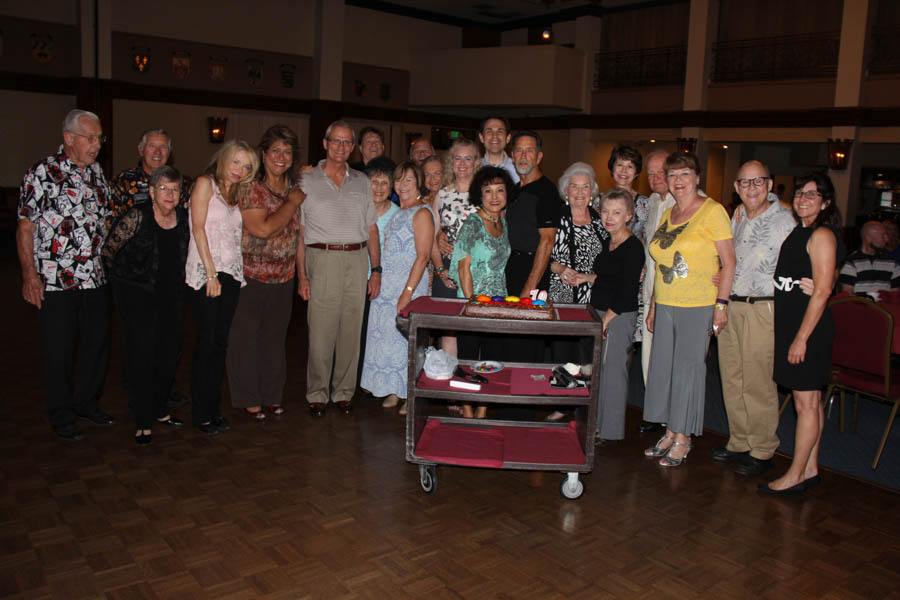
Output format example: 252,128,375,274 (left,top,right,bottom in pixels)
558,161,599,202
324,120,355,144
149,165,182,188
139,128,172,153
62,109,100,134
